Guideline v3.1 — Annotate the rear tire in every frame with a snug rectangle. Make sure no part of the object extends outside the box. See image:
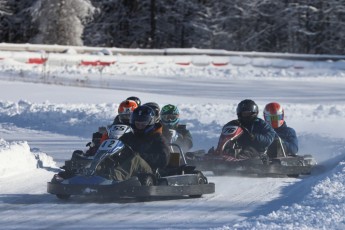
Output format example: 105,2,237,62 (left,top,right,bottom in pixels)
189,172,206,198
